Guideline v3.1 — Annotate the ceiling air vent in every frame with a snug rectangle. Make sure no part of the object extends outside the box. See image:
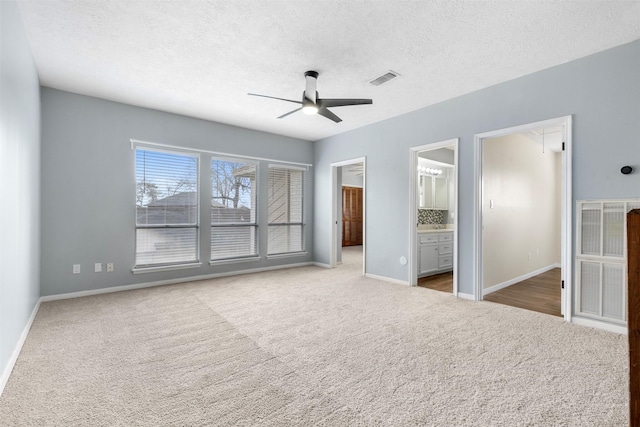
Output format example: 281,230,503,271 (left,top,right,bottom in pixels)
369,71,399,86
